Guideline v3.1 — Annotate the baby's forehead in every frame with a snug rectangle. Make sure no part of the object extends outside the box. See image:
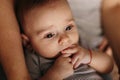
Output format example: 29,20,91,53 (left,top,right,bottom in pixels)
28,0,68,9
23,0,69,20
22,0,71,31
